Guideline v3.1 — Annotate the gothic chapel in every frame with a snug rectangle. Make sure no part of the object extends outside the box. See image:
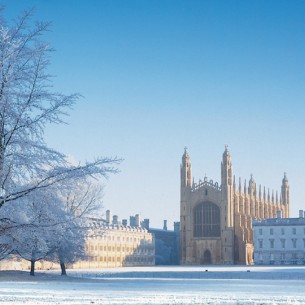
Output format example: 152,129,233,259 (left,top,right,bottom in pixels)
180,146,289,265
